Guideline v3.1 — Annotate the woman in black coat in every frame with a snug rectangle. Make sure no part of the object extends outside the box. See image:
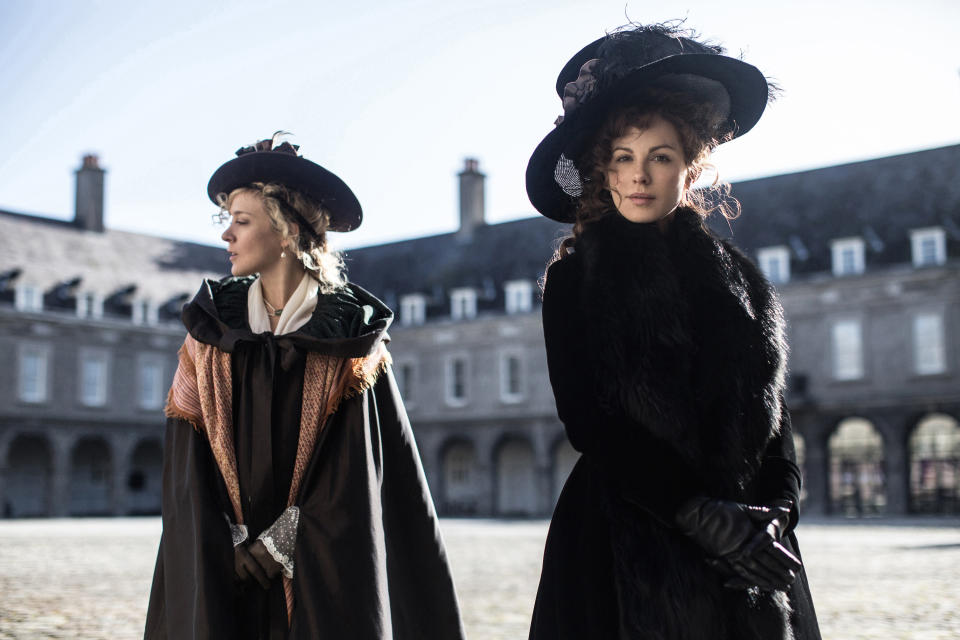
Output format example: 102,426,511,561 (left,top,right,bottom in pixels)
525,24,821,640
145,134,465,640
